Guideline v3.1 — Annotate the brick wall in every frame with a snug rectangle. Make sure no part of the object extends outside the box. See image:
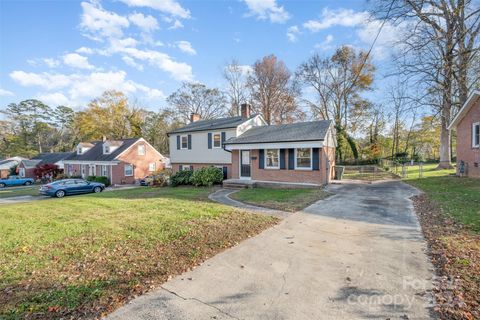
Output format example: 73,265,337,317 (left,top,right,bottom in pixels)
231,148,332,185
456,97,480,178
